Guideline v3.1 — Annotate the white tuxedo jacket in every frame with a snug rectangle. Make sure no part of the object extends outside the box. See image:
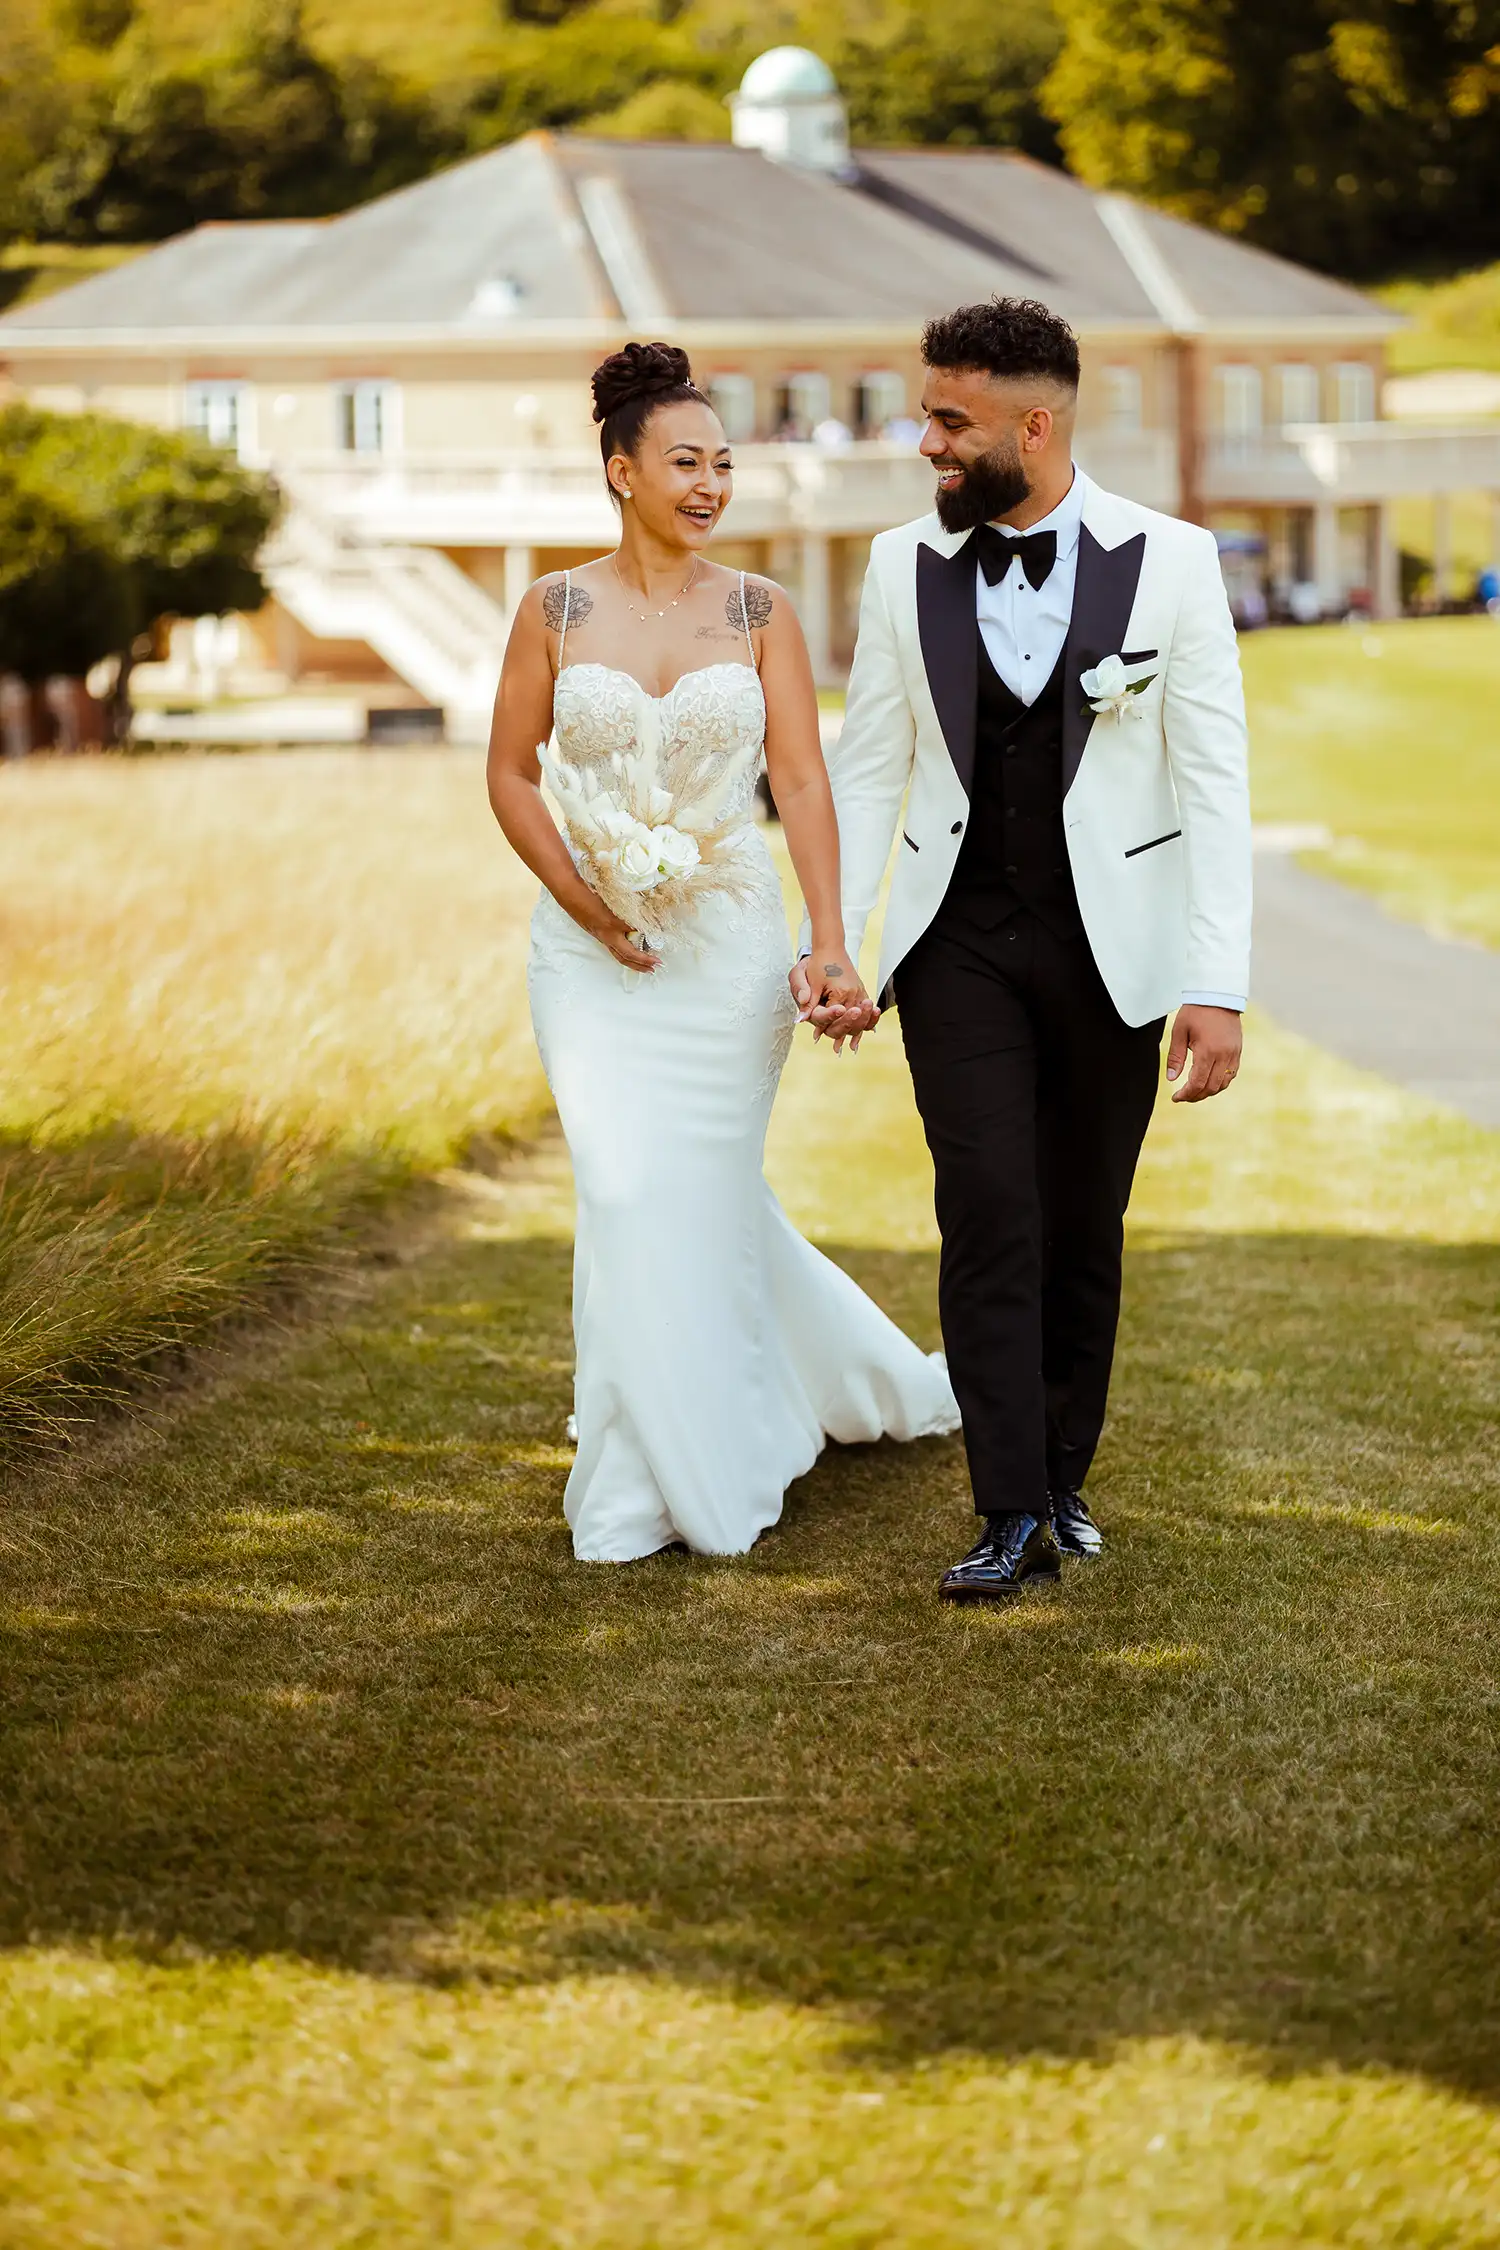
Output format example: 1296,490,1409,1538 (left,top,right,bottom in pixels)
817,479,1253,1027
